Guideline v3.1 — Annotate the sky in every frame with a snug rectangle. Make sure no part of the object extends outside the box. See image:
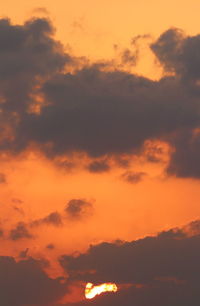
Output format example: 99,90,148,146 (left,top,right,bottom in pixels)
1,1,200,305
